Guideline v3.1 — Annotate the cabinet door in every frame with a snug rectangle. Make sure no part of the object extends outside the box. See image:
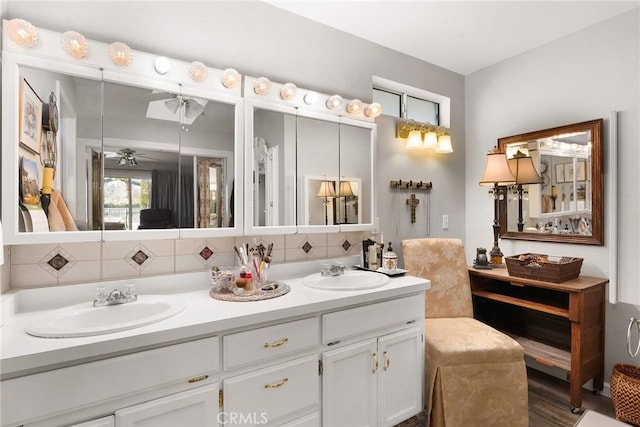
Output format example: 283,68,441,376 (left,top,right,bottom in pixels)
69,416,115,427
378,327,424,427
115,384,219,427
322,339,378,427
